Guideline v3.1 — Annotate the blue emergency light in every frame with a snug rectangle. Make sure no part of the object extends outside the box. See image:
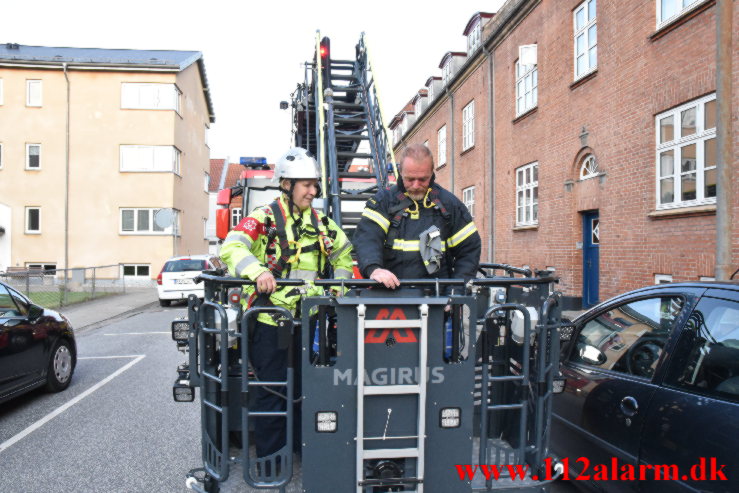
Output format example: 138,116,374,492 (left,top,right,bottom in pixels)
239,157,268,166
